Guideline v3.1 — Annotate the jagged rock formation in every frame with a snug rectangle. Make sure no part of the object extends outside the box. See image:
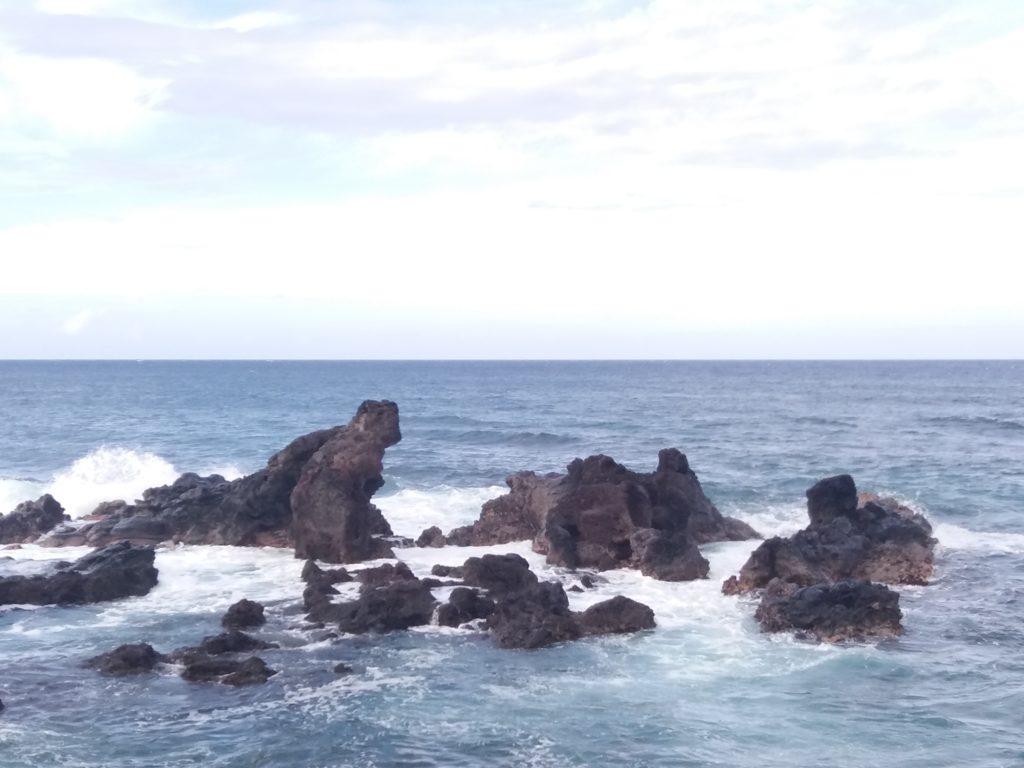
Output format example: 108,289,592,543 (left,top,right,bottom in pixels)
0,542,158,606
0,495,68,544
754,578,903,642
221,599,266,630
443,450,756,580
723,474,936,595
41,401,402,566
